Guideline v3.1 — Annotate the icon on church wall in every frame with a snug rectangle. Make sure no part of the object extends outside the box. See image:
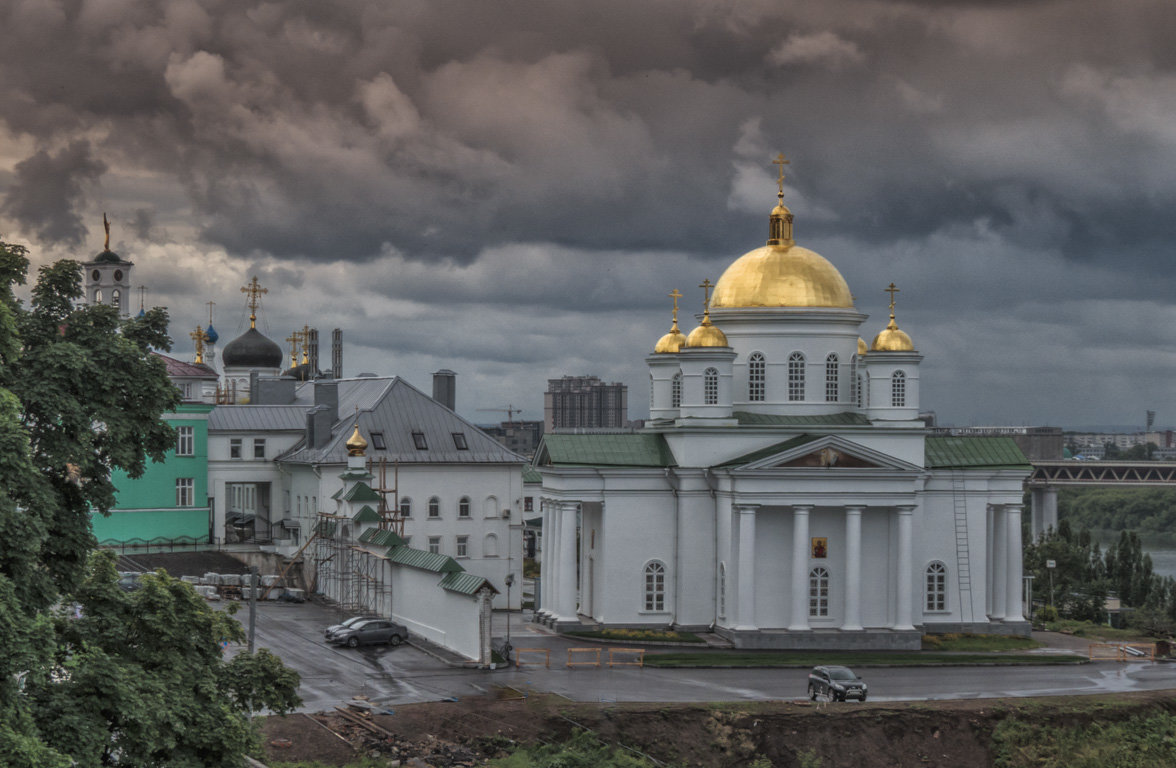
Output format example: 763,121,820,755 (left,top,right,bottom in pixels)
811,537,828,559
